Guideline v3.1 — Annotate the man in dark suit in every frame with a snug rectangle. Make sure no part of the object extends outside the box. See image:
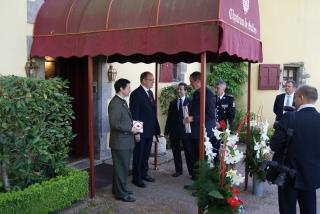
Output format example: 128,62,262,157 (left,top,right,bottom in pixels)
273,80,296,122
108,78,139,202
130,71,160,188
271,85,320,214
214,80,235,130
184,71,216,167
164,82,194,178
